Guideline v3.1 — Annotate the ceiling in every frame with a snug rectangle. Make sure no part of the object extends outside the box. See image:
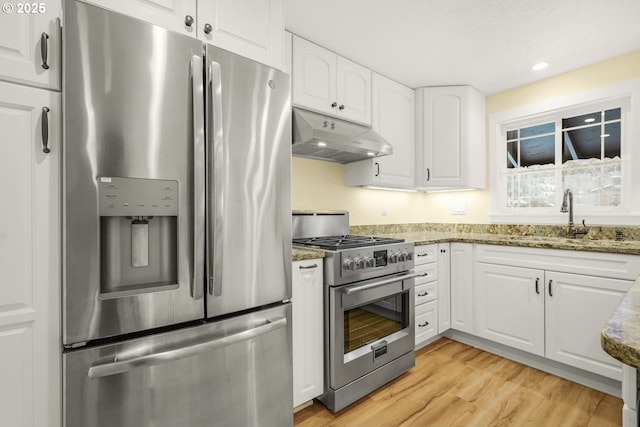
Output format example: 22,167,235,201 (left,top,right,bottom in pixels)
284,0,640,95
